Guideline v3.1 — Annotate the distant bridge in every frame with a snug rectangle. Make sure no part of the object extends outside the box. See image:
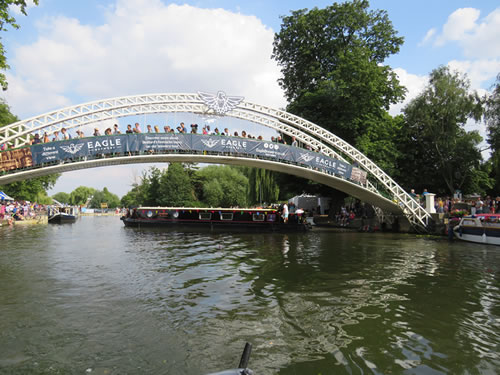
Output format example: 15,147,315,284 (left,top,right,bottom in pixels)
0,92,432,230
